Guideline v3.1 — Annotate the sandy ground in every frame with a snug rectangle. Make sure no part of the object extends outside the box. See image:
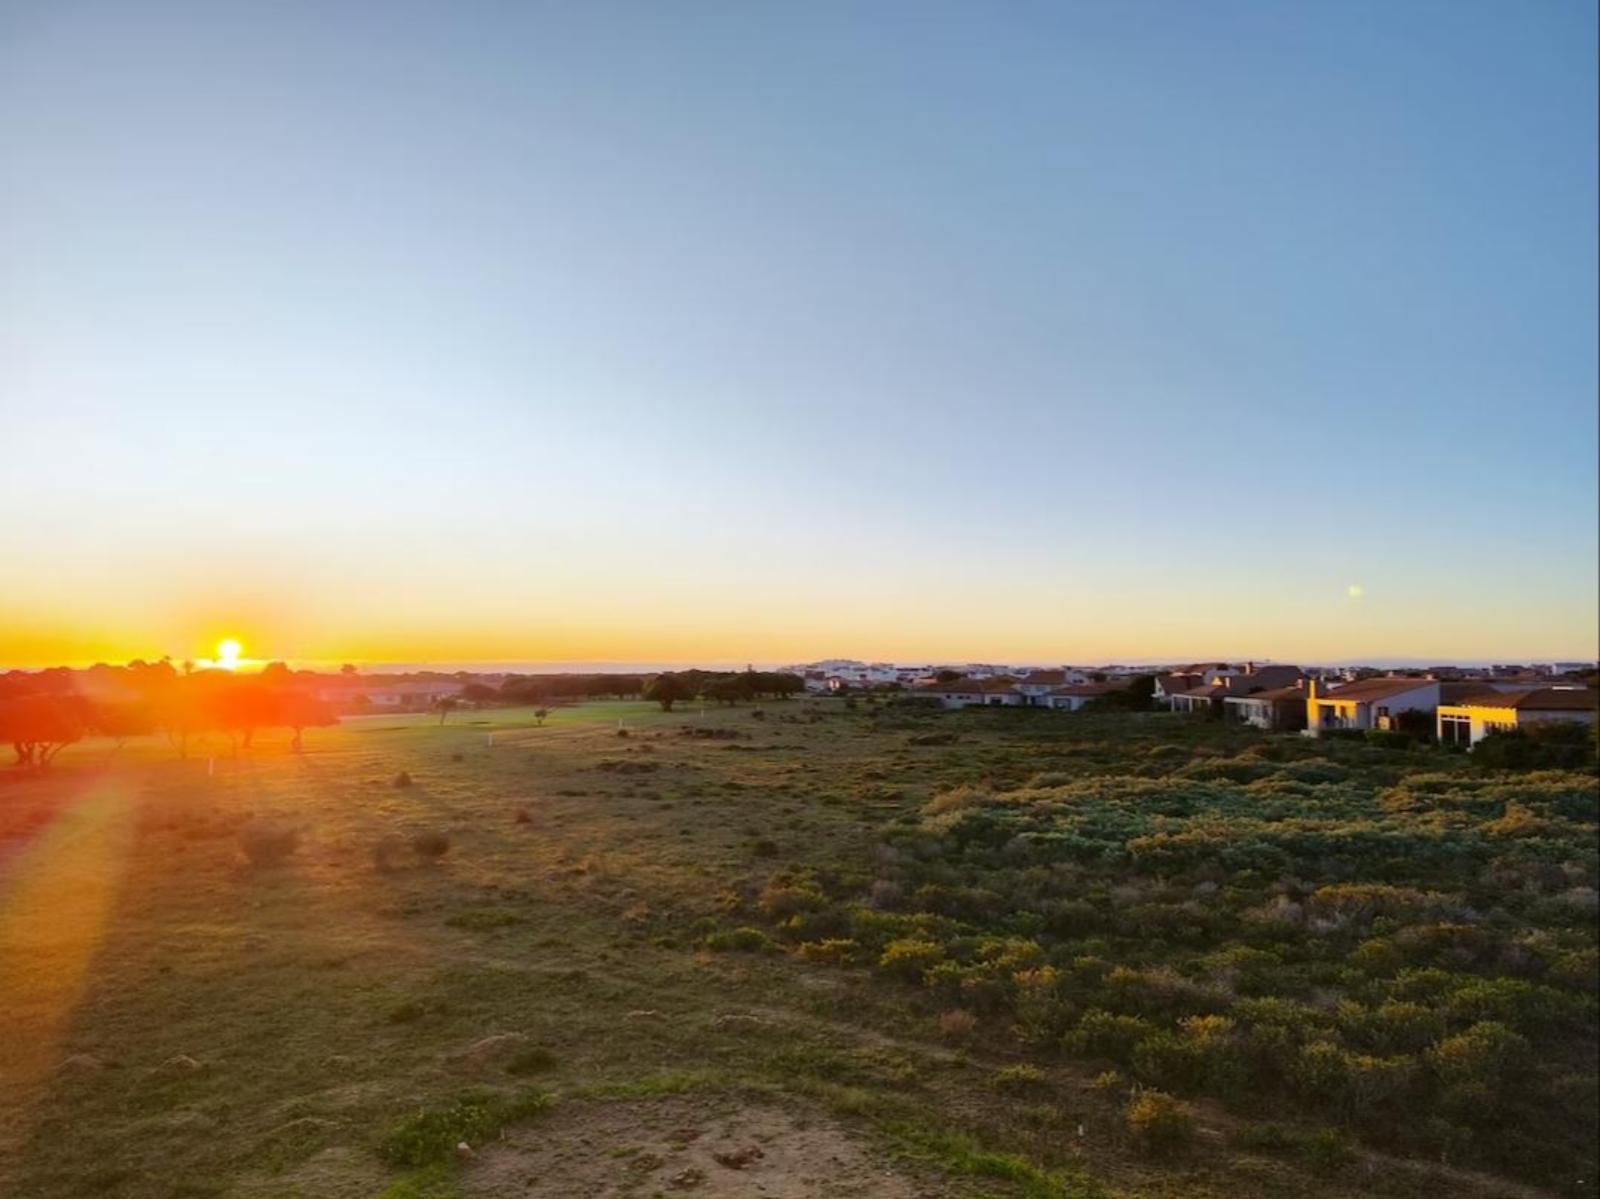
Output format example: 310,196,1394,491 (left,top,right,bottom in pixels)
464,1095,930,1198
